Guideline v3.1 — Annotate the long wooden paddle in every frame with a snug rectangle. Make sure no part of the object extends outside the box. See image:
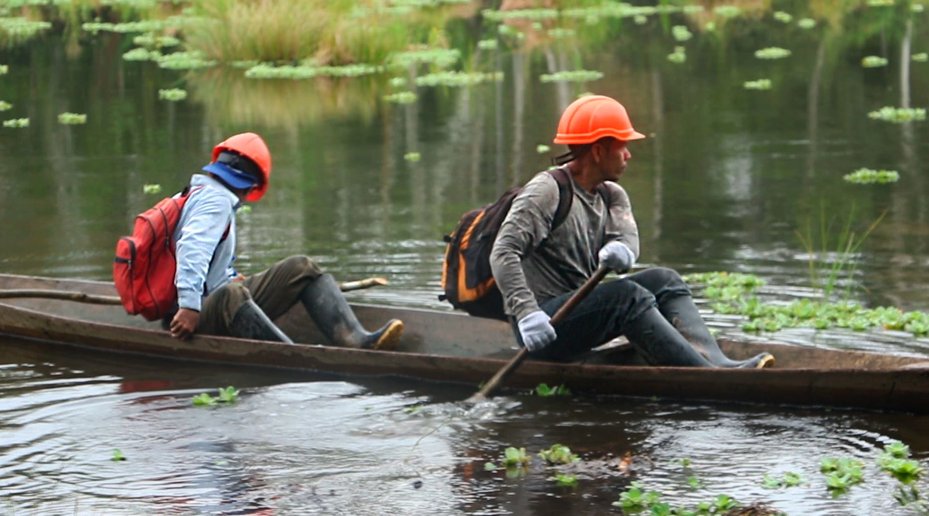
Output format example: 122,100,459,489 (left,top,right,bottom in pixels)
0,276,390,304
466,265,610,403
